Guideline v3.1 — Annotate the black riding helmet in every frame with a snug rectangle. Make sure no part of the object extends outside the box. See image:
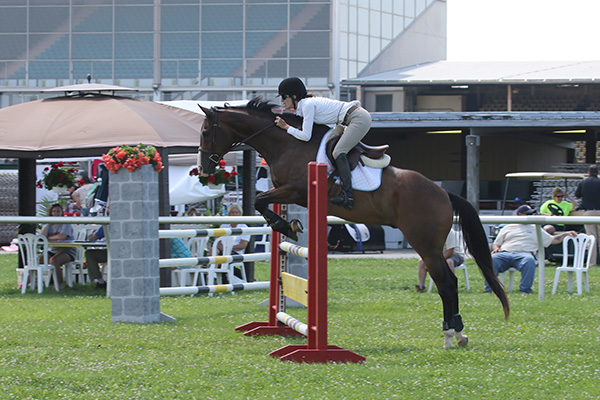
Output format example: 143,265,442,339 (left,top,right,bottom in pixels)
278,77,307,99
